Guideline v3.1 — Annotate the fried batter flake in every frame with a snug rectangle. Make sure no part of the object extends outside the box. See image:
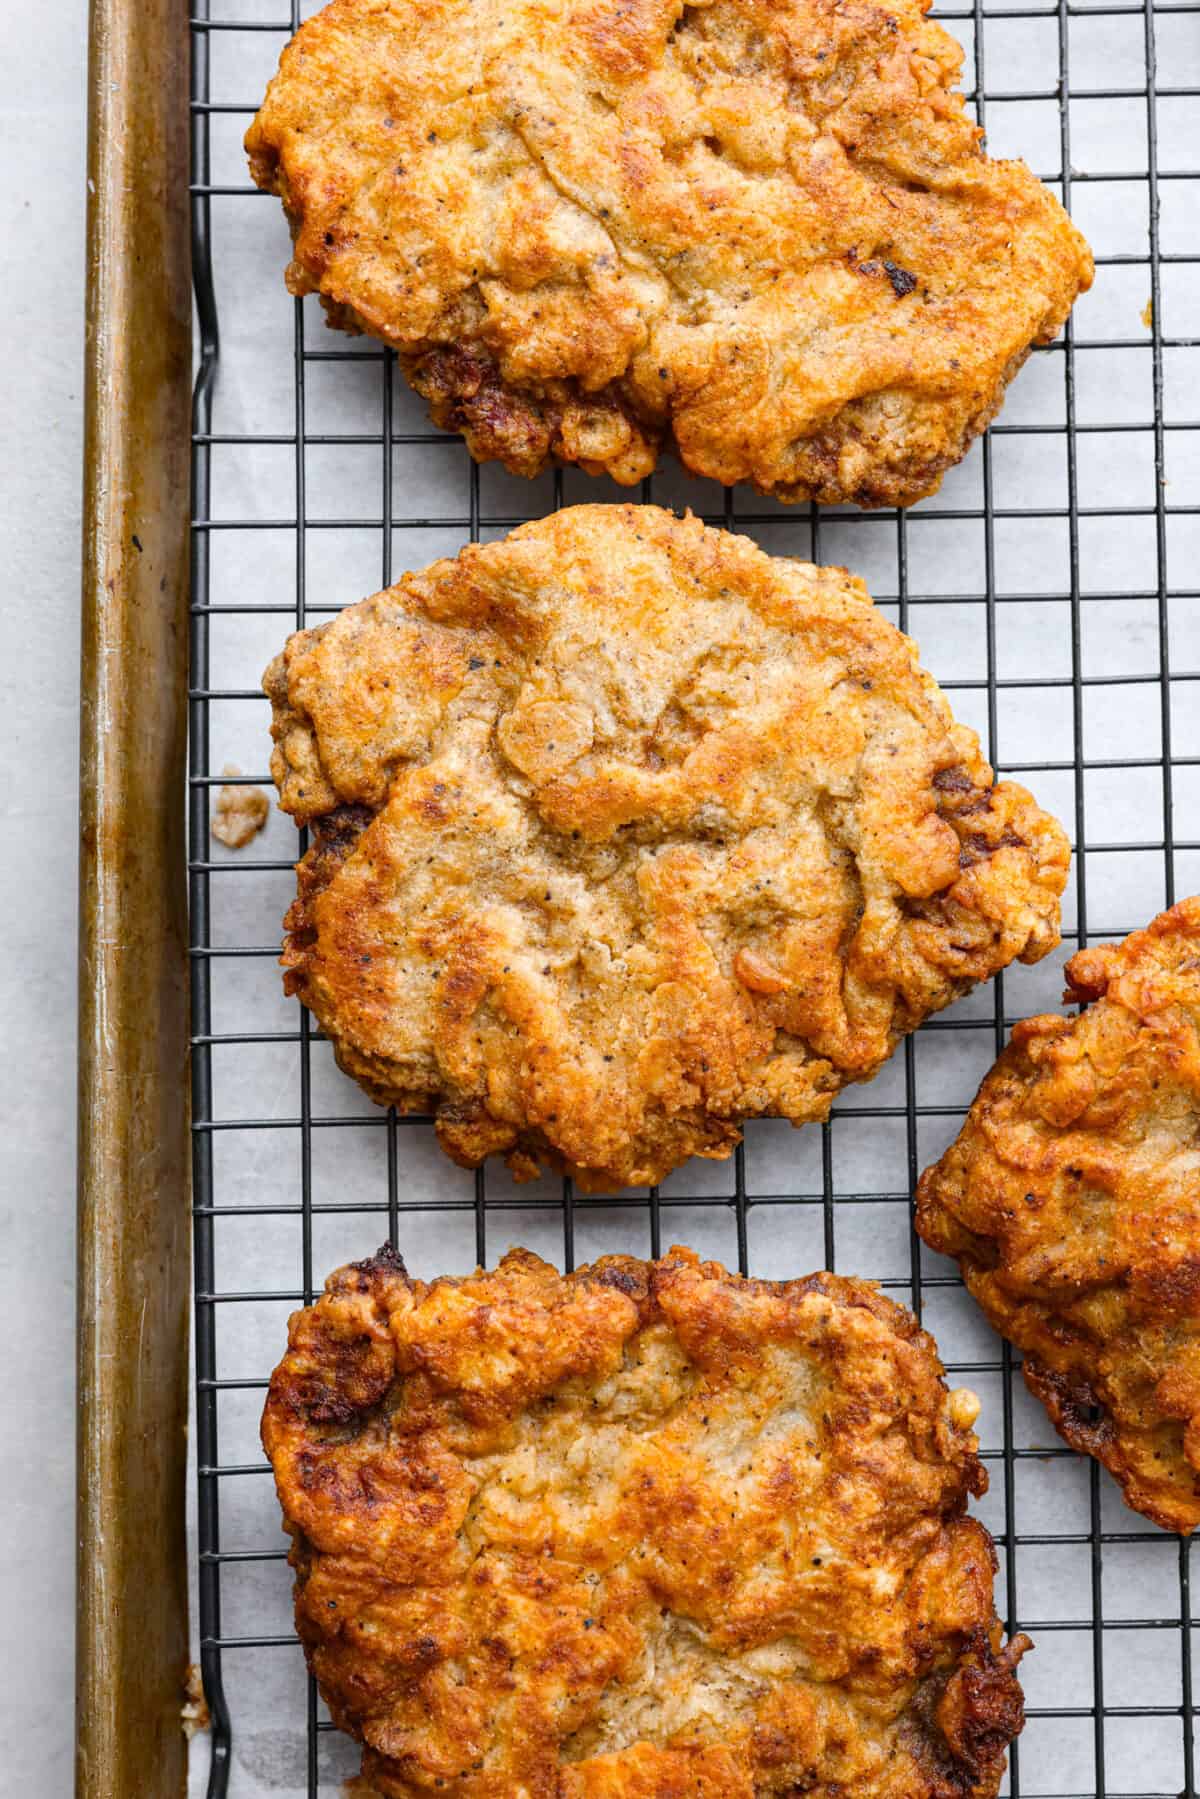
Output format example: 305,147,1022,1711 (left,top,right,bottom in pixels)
246,0,1092,507
263,1244,1029,1797
264,505,1068,1191
917,898,1200,1533
211,764,271,849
